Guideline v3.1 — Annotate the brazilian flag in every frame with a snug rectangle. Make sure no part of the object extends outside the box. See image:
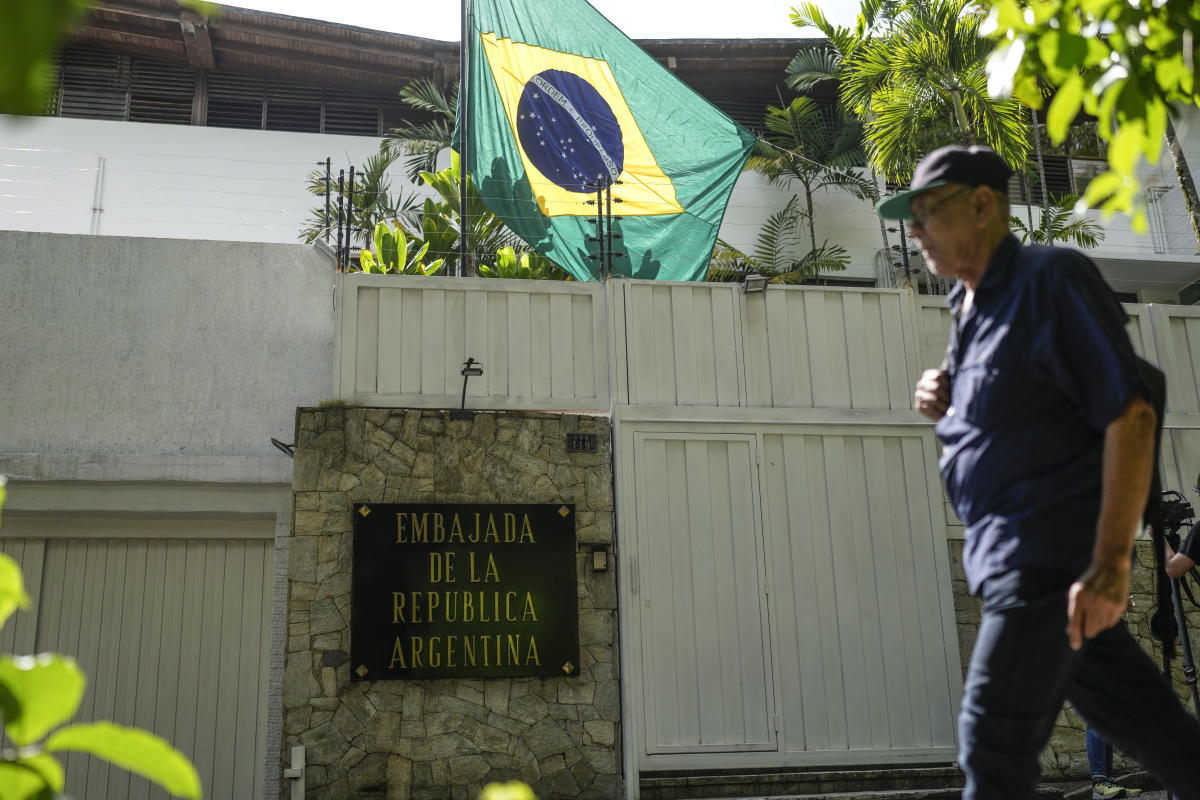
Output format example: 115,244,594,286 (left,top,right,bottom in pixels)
465,0,755,282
